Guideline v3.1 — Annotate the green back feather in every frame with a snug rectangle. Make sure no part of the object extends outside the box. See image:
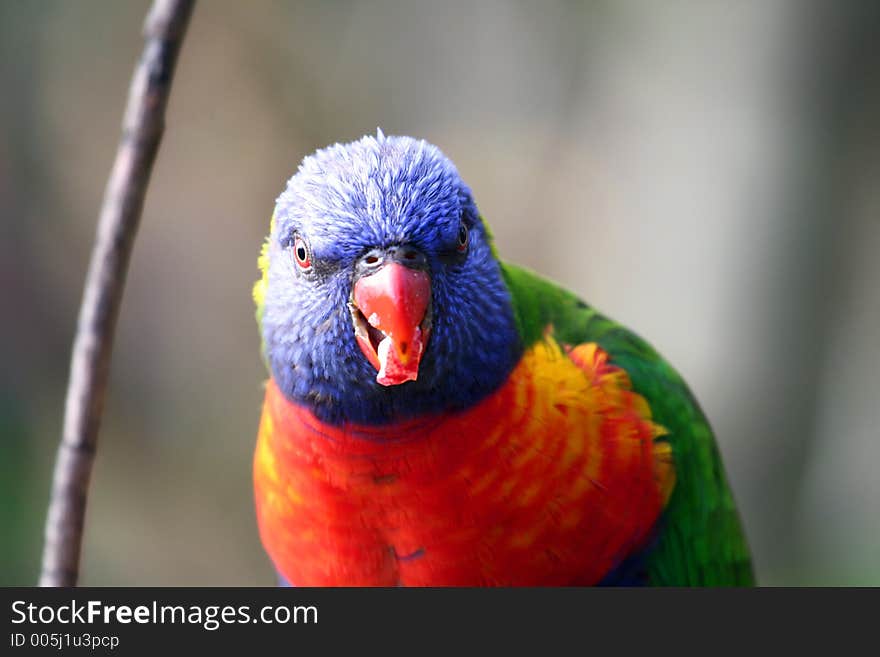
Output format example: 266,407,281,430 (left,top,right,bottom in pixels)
500,261,754,586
